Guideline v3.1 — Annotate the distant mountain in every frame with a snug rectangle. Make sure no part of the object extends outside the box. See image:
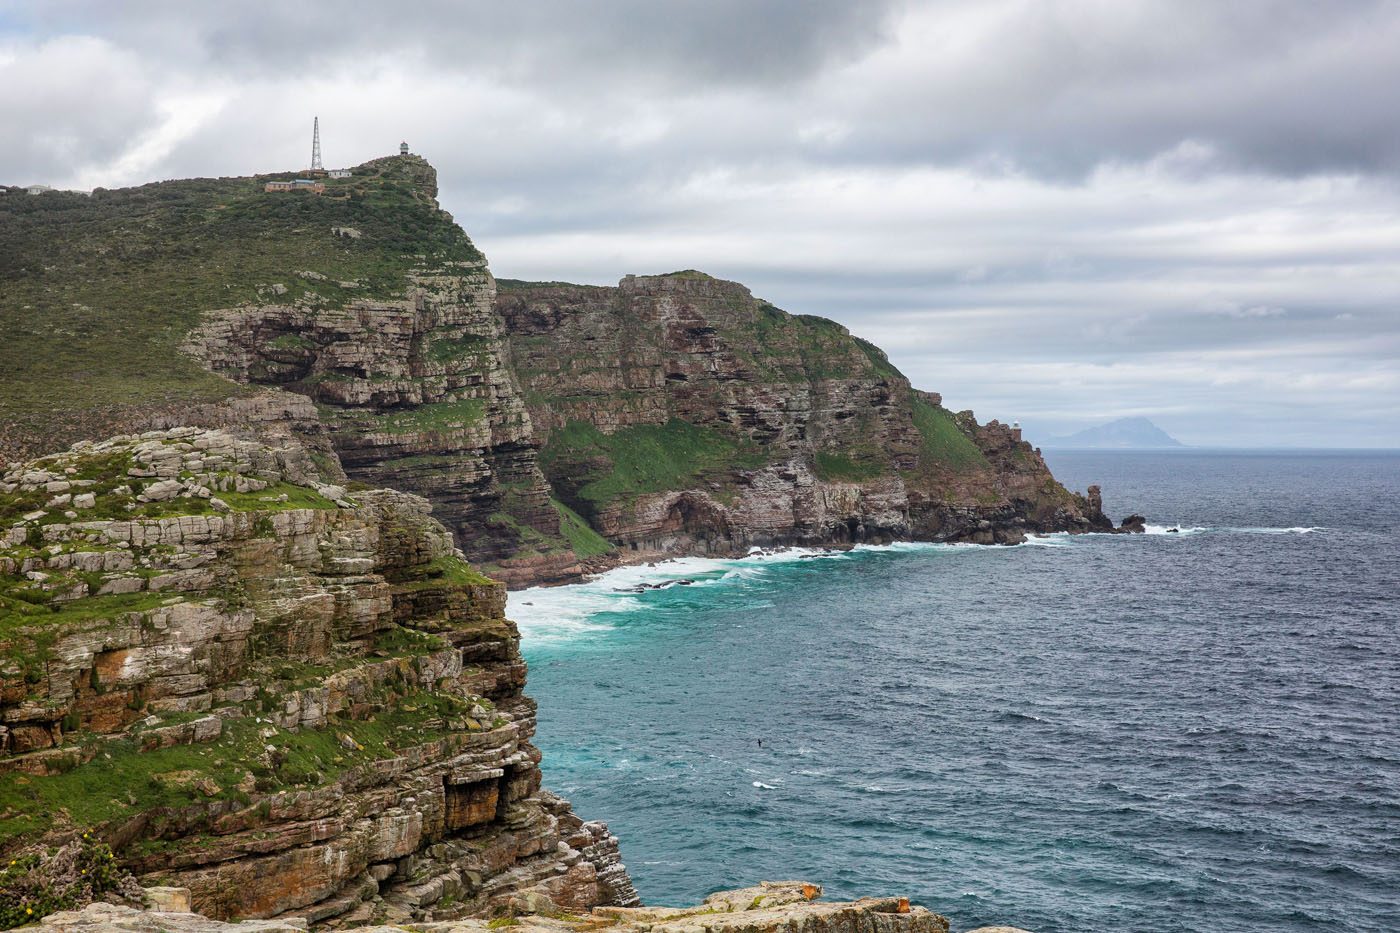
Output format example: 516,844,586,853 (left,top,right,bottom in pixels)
1045,416,1184,449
